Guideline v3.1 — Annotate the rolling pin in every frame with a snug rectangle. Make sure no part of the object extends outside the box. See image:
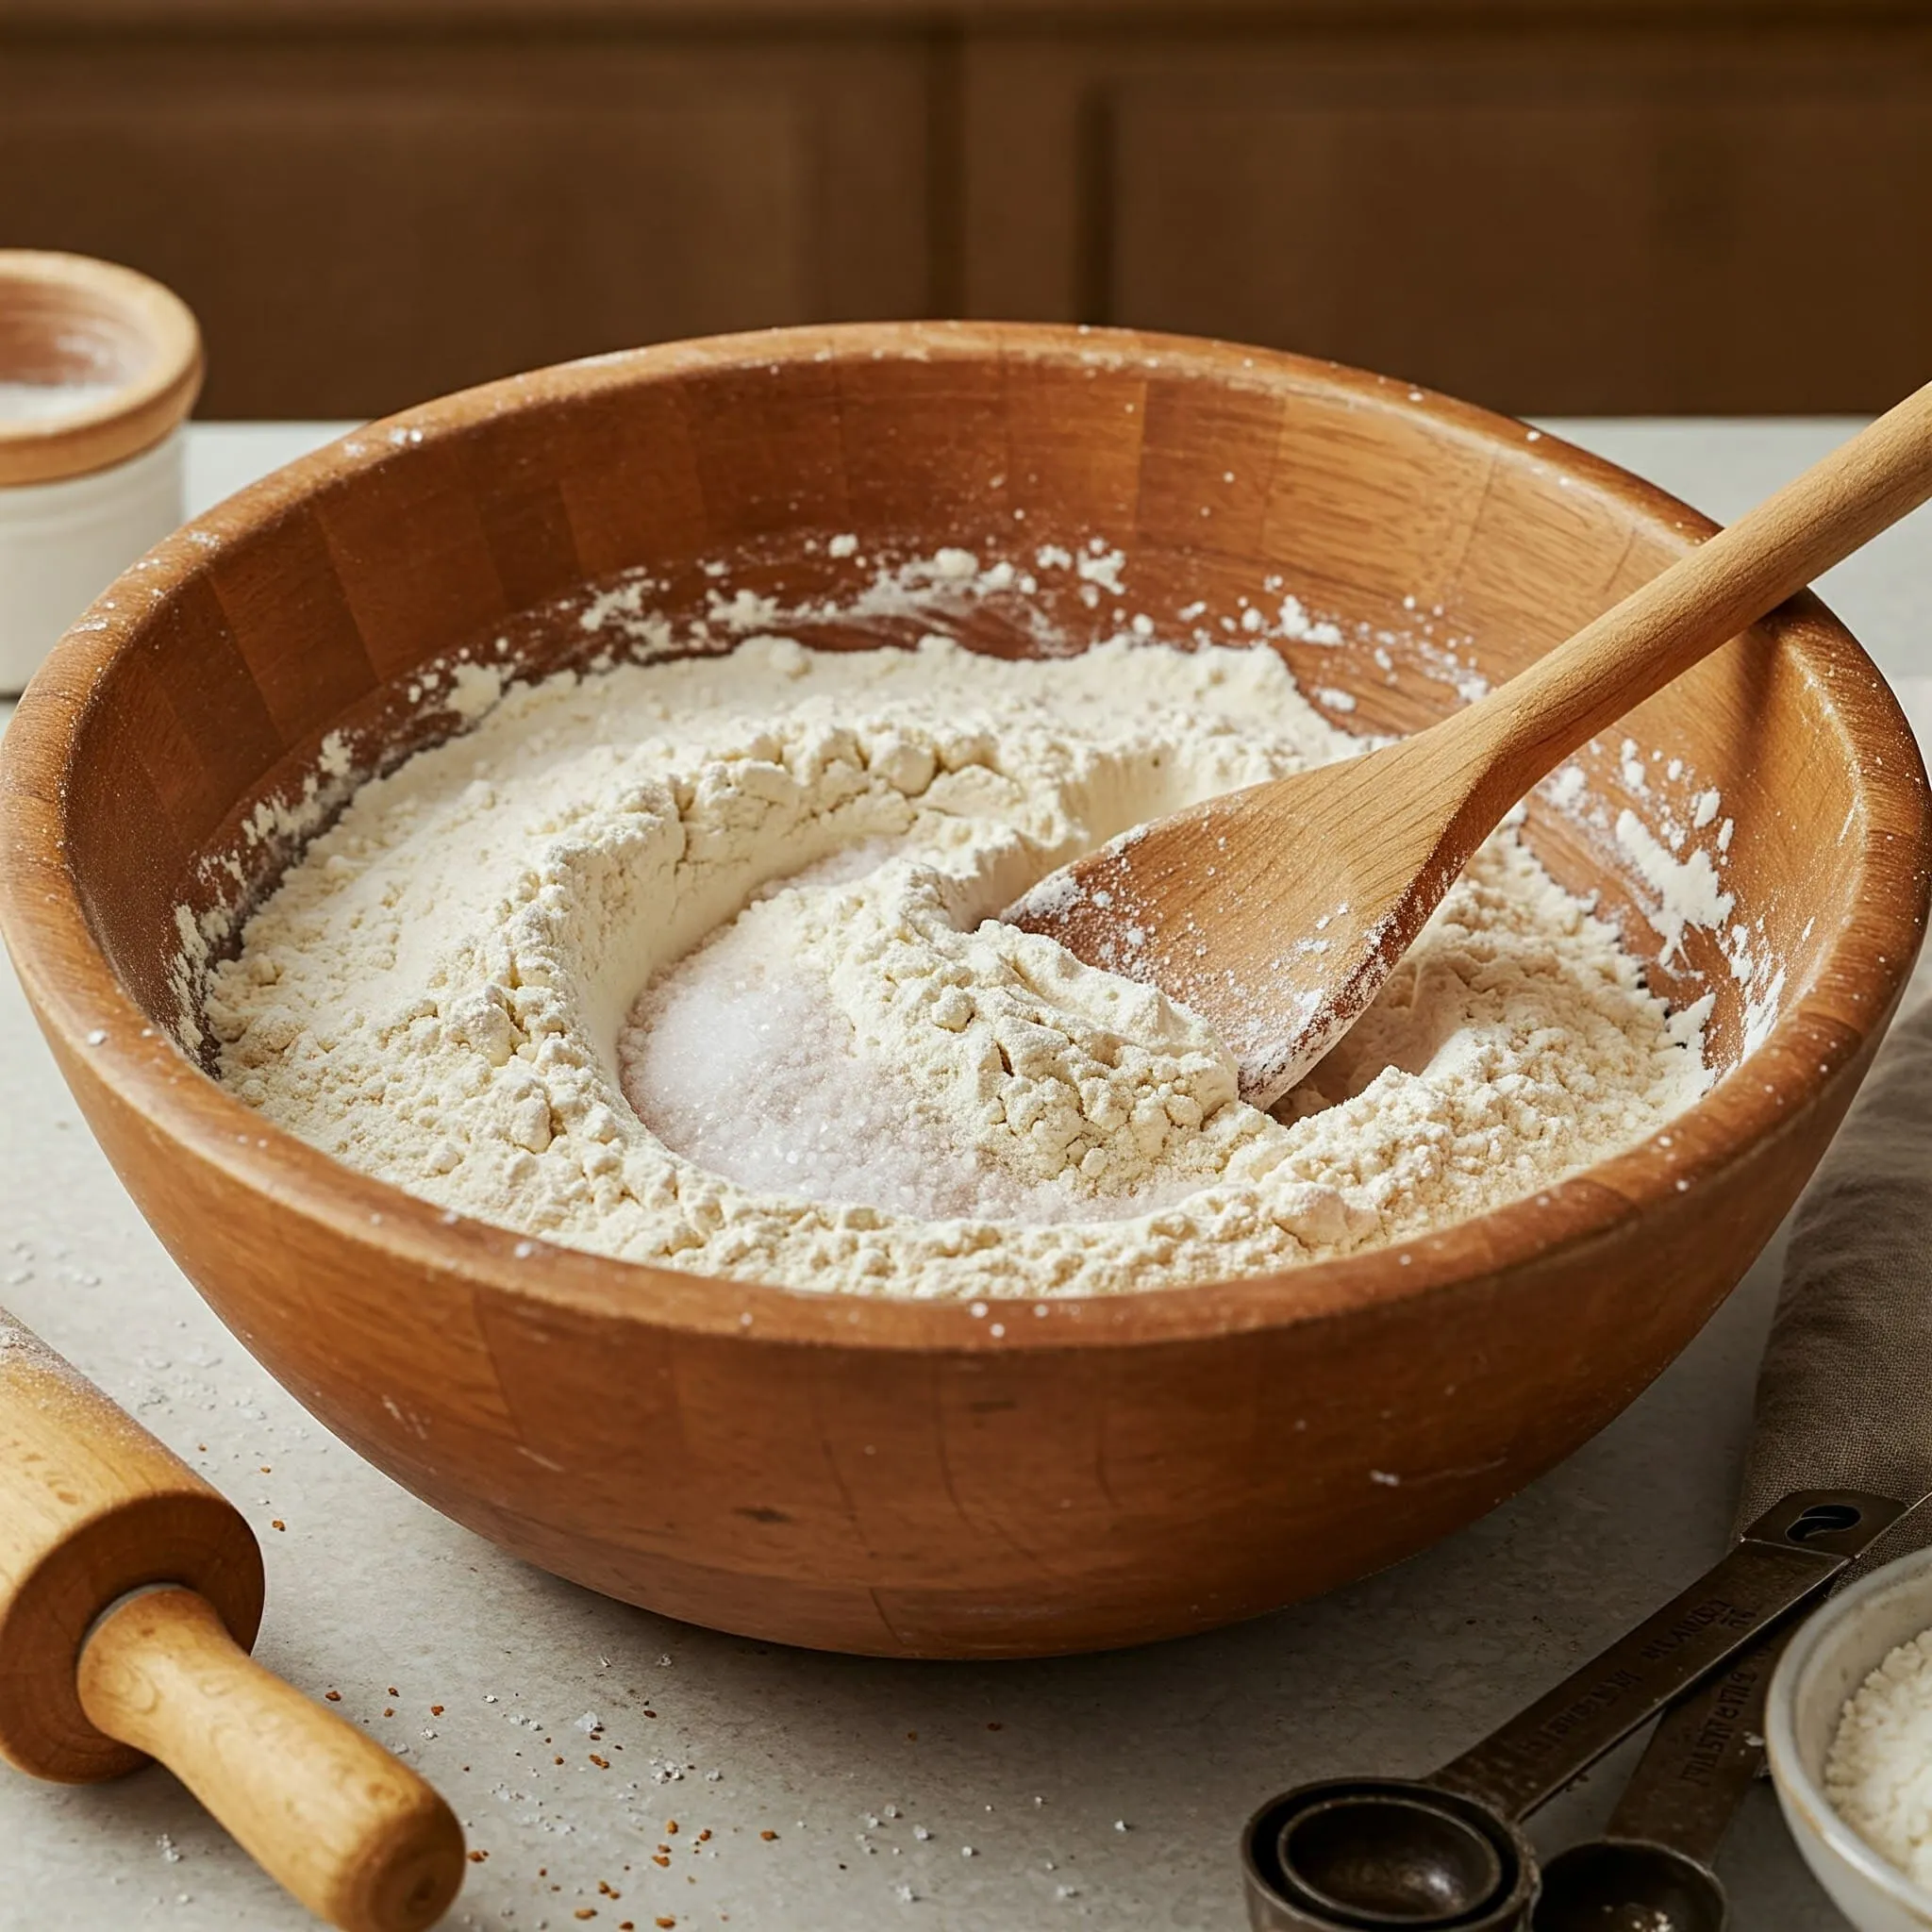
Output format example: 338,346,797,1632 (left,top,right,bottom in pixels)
0,1308,465,1931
